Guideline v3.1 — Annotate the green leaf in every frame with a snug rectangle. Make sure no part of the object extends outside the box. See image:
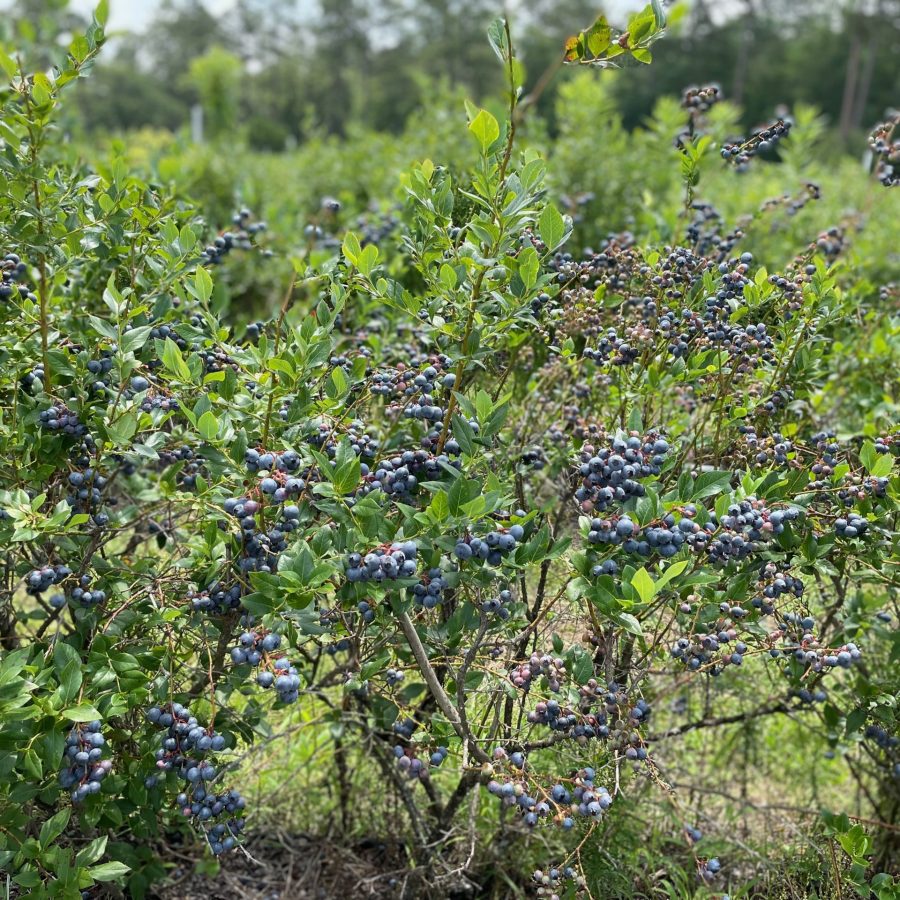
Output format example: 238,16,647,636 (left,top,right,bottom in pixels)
122,326,152,354
585,18,611,56
61,704,102,722
160,338,191,382
538,203,565,251
629,6,658,44
40,809,71,848
487,18,509,63
568,647,593,684
54,643,82,703
870,453,893,478
451,414,476,456
76,835,108,868
859,442,877,473
448,478,480,516
195,266,213,303
333,441,361,495
439,263,457,290
518,247,539,290
0,49,18,80
654,559,689,592
691,470,733,500
326,365,349,400
469,108,500,153
617,613,643,636
107,412,138,446
357,244,379,277
94,0,110,26
197,410,219,442
428,490,450,522
89,861,131,882
845,707,867,737
630,567,655,603
342,231,361,264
